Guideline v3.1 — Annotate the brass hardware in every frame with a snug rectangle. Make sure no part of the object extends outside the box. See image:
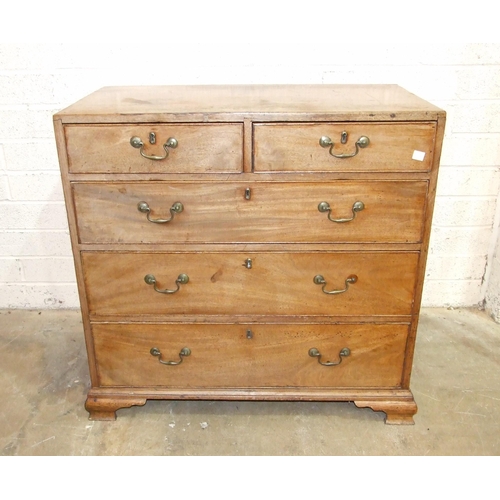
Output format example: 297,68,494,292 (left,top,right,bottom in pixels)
245,188,251,200
130,135,178,161
246,329,253,339
308,347,350,366
341,130,348,144
243,258,252,269
150,346,191,365
144,273,189,294
318,200,364,223
314,274,357,295
319,134,369,158
318,136,333,148
137,201,183,224
149,132,156,144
